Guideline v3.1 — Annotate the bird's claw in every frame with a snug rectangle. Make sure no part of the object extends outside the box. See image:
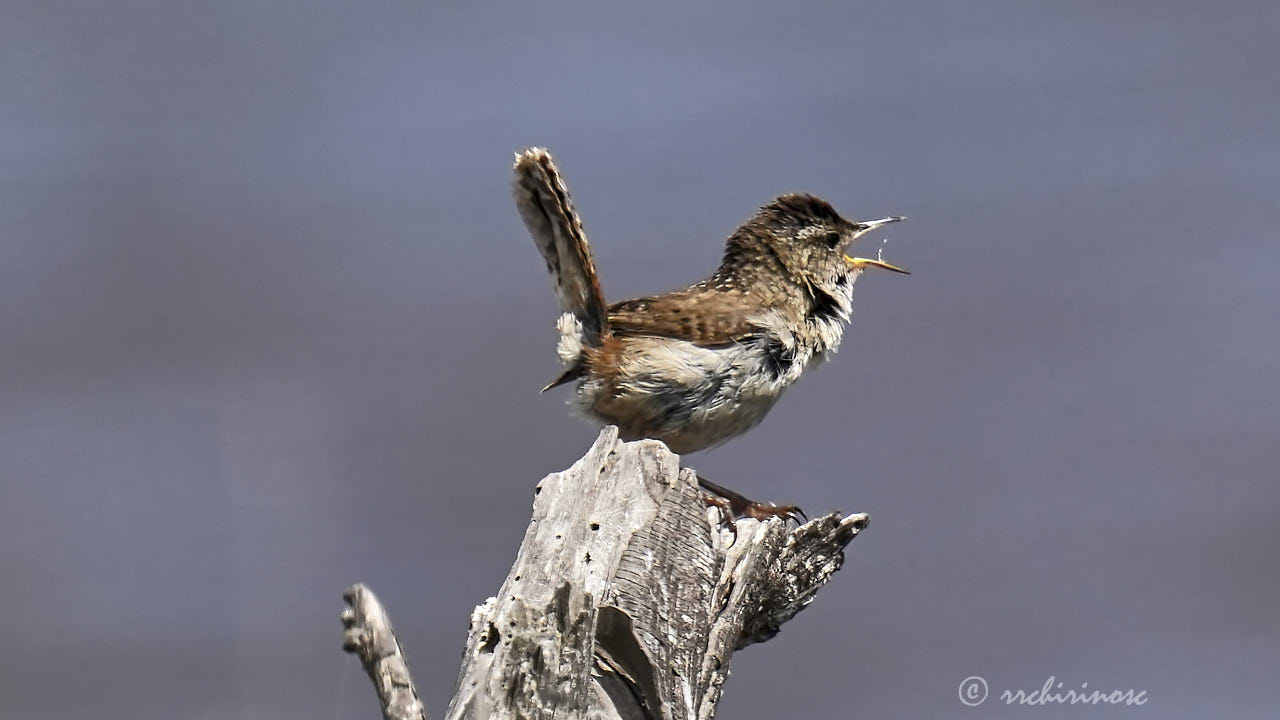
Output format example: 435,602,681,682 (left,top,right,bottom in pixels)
697,474,806,544
744,502,807,525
